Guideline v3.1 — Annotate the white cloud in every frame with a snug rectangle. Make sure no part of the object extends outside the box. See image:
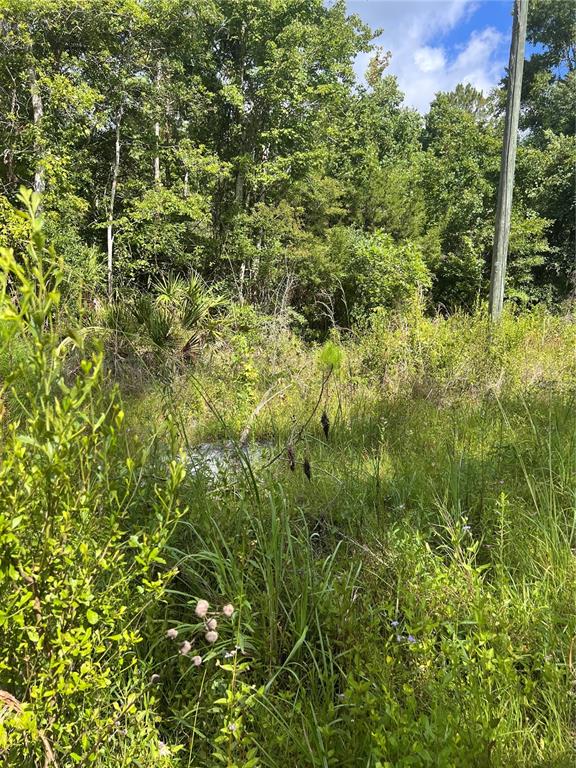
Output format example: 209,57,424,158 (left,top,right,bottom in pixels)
349,1,508,112
414,46,446,73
